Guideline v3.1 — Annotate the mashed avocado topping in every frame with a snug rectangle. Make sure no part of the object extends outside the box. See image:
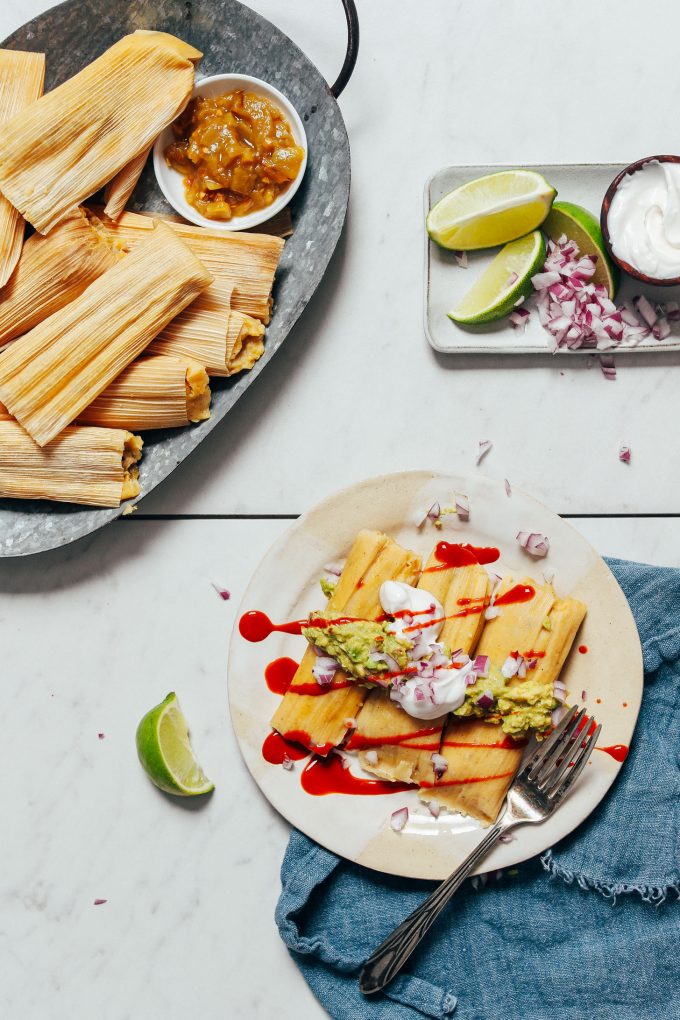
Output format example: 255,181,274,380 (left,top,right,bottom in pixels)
319,577,337,599
454,667,556,736
302,614,412,680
